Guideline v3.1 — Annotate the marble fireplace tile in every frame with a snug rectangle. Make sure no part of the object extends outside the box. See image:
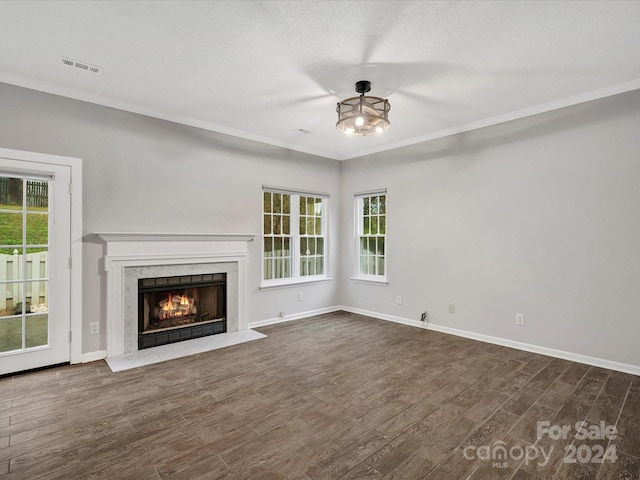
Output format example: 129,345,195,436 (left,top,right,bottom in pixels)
105,329,266,372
